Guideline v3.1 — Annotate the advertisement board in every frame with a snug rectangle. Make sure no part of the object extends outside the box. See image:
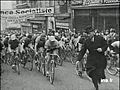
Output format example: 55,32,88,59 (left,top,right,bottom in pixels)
0,7,54,16
1,7,54,29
